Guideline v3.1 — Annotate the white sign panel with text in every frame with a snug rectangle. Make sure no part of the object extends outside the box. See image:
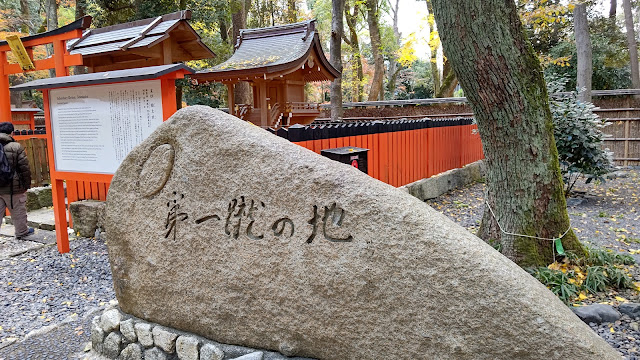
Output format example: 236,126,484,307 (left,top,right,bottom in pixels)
49,80,163,174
